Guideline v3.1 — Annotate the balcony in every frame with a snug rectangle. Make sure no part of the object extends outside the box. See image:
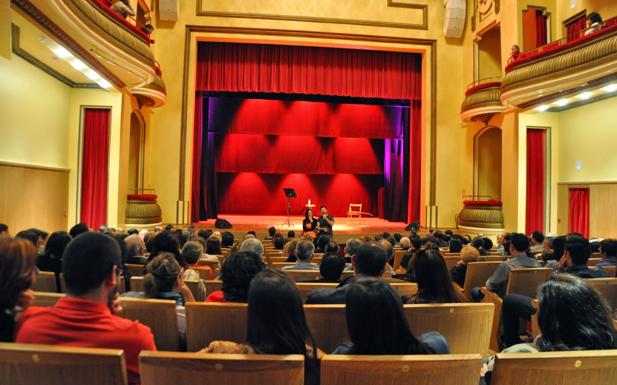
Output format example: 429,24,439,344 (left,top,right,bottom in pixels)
13,0,166,106
460,78,505,122
501,17,617,109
